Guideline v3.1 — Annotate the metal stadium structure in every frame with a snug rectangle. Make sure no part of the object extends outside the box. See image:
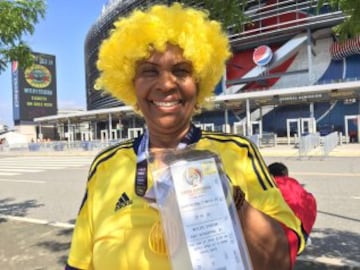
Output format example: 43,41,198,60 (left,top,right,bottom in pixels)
34,0,360,145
